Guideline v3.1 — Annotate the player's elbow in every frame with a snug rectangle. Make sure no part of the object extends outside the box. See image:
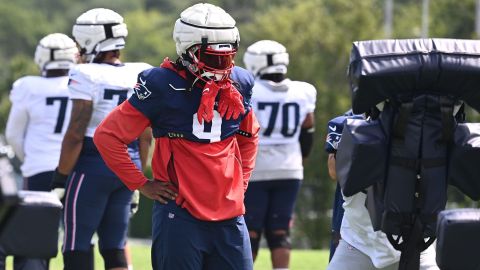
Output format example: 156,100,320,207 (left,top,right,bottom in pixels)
93,124,110,152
